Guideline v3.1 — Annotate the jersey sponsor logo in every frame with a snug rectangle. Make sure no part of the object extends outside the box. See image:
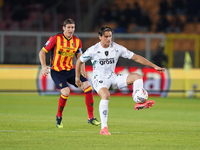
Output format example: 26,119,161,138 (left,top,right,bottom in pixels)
99,80,103,83
58,51,75,57
99,58,114,65
97,51,101,53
